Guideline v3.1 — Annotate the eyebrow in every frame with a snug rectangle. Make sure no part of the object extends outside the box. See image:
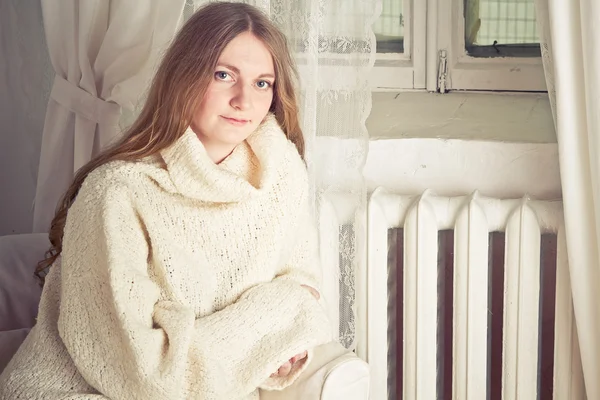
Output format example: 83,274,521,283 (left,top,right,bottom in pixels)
217,64,275,80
